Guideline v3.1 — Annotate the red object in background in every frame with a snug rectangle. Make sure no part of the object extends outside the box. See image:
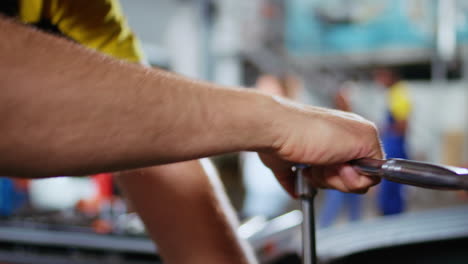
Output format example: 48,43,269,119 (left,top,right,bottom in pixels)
13,179,30,191
75,173,115,221
262,240,277,257
92,218,113,234
92,173,113,200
